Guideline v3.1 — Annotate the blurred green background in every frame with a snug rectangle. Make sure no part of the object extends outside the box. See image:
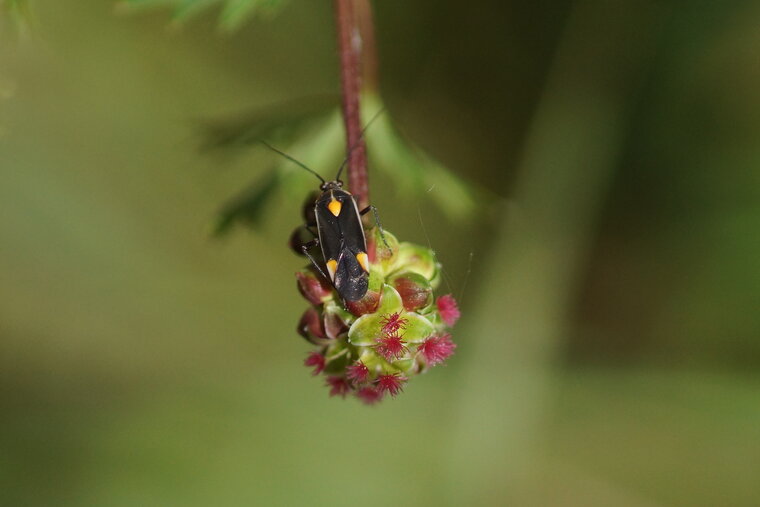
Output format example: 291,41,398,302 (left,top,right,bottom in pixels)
1,1,759,505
